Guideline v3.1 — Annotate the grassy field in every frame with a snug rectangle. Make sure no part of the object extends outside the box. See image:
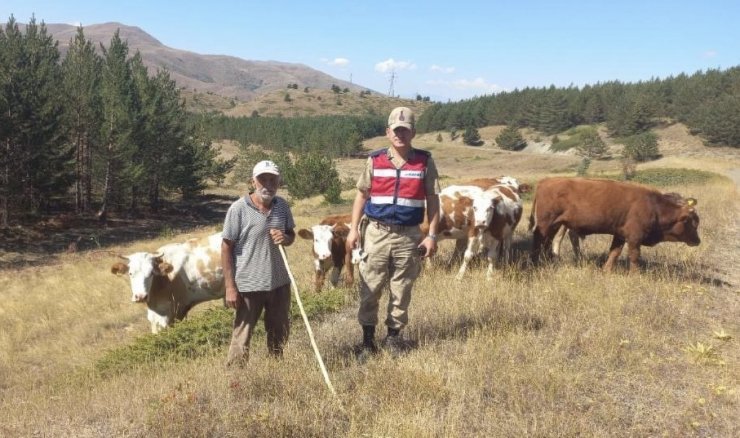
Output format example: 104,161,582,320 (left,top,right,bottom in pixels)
1,125,738,437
